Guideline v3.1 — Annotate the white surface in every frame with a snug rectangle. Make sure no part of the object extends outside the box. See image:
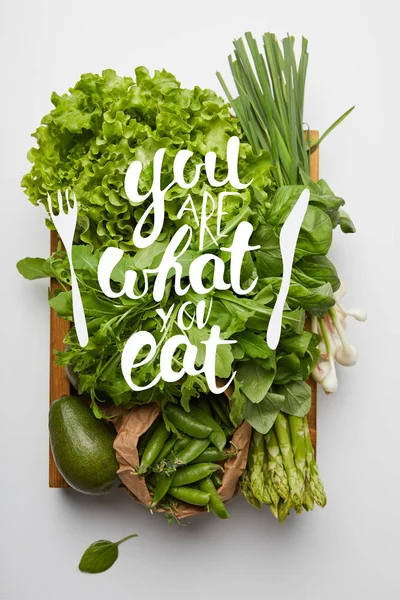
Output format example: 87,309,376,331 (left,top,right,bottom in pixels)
1,1,399,598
